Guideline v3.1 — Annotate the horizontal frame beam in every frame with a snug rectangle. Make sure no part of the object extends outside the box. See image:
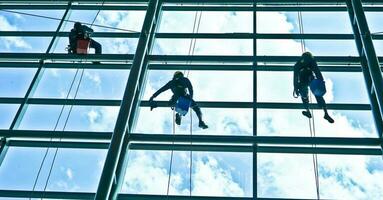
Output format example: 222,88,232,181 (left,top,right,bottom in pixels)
0,54,365,64
1,62,375,73
0,98,372,110
5,139,382,155
9,32,383,40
